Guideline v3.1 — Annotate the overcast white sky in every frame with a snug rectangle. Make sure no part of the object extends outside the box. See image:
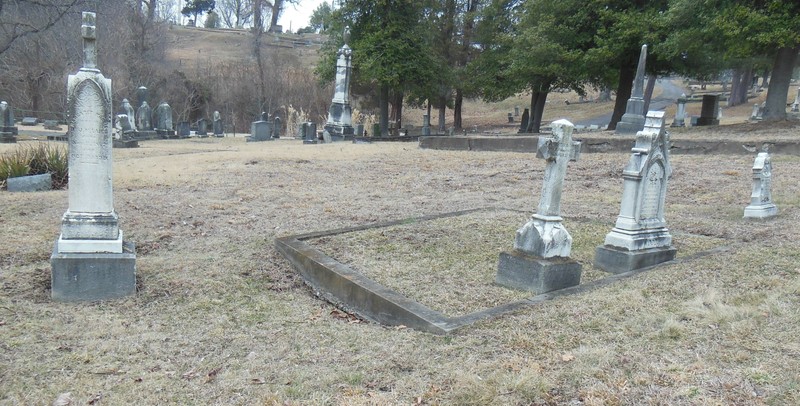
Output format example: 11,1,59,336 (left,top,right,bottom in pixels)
279,0,328,32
